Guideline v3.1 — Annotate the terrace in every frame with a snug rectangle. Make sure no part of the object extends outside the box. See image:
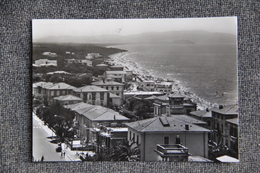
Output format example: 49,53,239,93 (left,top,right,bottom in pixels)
154,144,190,162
